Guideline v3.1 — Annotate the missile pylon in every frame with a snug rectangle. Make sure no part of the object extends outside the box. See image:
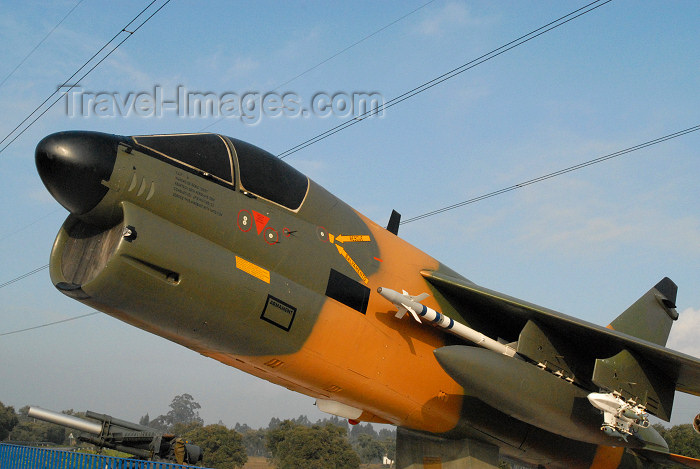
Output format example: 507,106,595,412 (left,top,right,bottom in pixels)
377,287,516,357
